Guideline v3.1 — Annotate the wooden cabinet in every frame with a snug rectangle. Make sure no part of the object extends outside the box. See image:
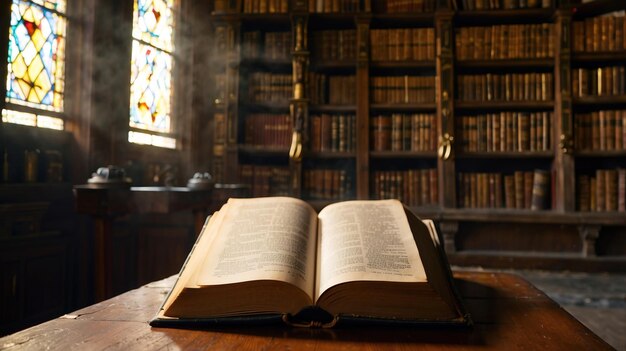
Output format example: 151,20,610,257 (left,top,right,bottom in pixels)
0,184,74,336
0,124,77,335
198,0,626,271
